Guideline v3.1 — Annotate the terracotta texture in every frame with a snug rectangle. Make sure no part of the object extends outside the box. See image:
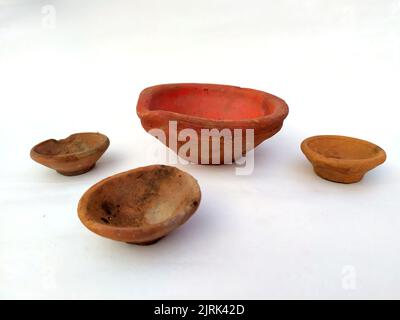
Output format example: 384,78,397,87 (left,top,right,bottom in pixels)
137,83,289,164
77,165,201,245
30,132,110,176
301,135,386,183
